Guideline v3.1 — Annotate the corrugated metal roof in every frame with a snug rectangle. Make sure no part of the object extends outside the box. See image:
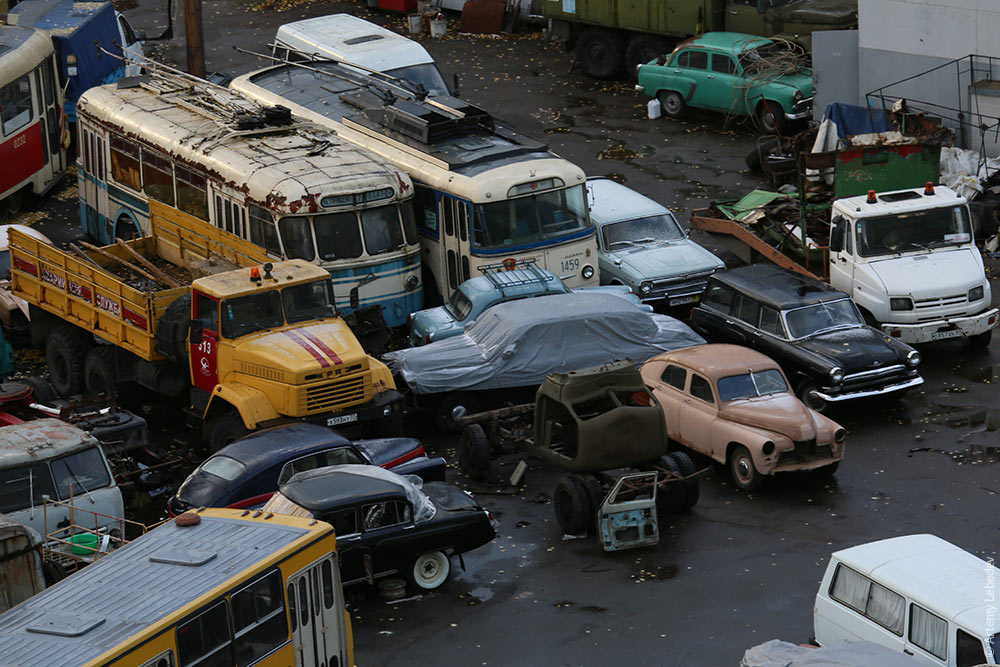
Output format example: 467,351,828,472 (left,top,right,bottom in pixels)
0,513,313,666
0,420,97,469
